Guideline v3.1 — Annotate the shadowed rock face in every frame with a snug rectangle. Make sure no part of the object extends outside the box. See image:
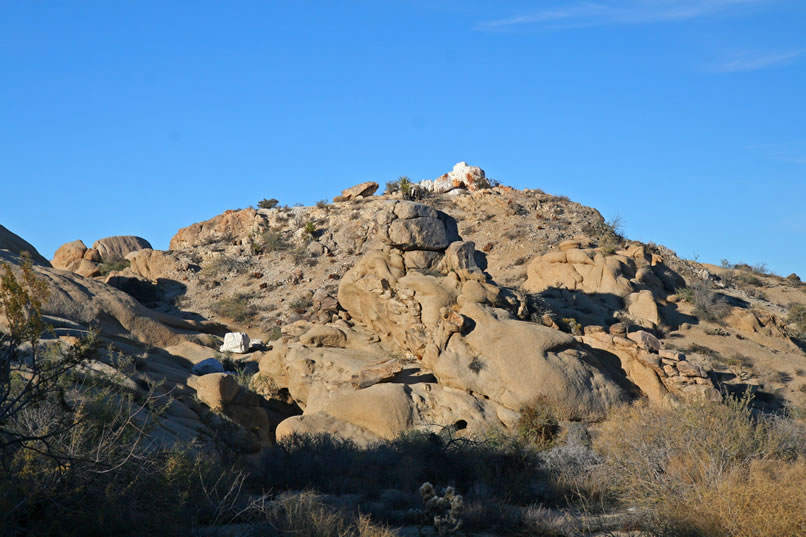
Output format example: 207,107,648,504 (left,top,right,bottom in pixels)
0,224,50,266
